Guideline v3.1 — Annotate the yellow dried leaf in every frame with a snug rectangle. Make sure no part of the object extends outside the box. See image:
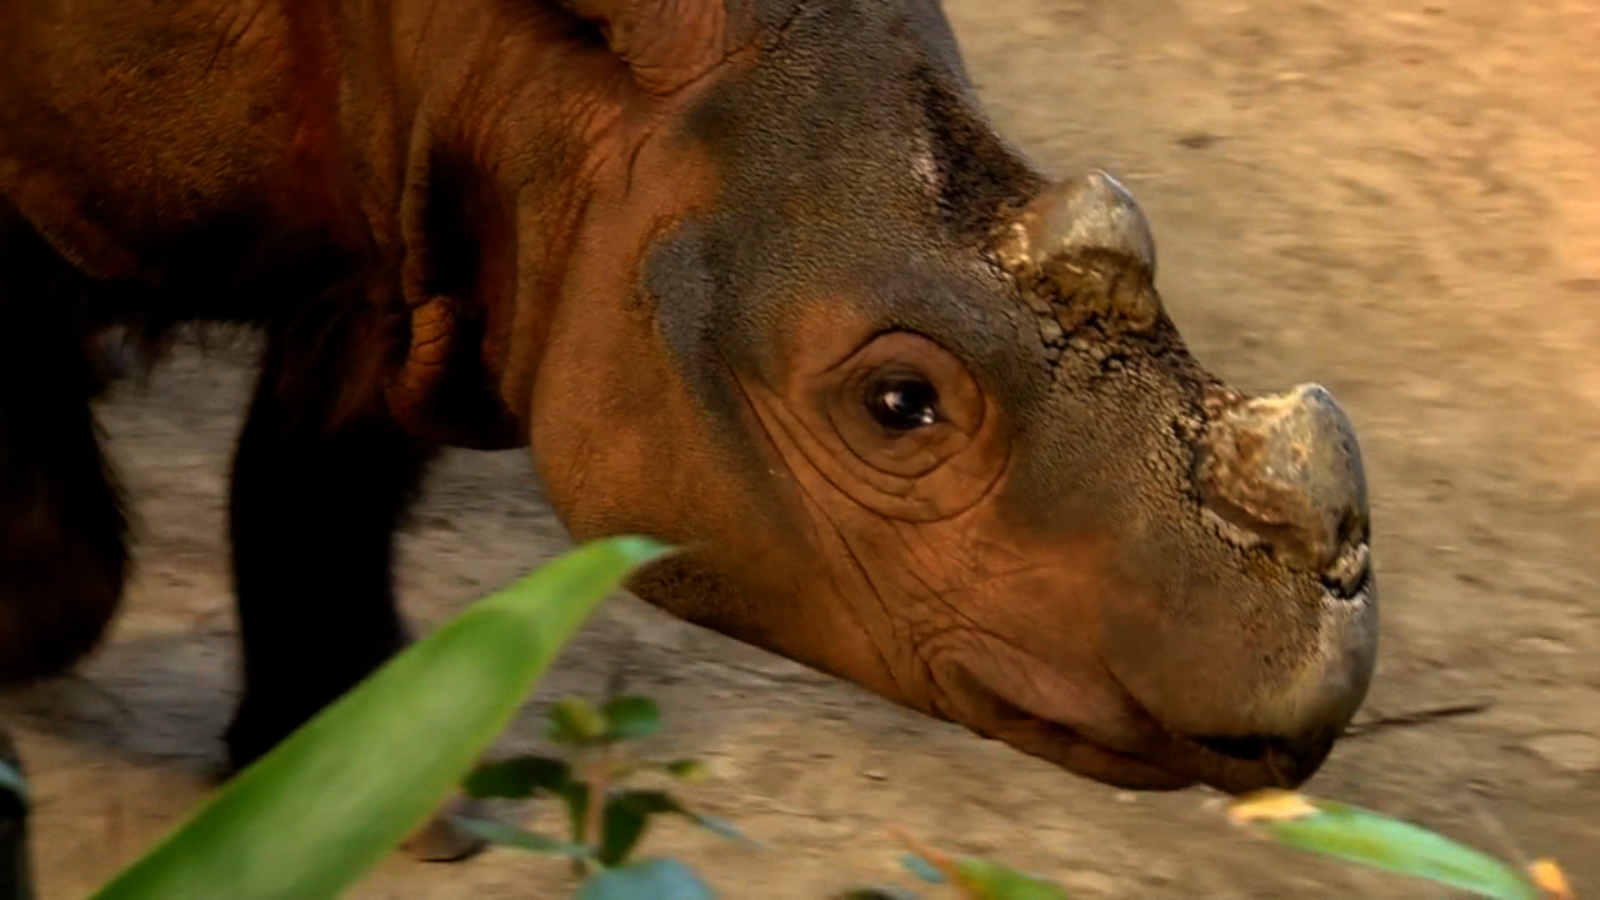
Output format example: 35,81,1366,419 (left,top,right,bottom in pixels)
1226,789,1320,826
1528,858,1573,900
